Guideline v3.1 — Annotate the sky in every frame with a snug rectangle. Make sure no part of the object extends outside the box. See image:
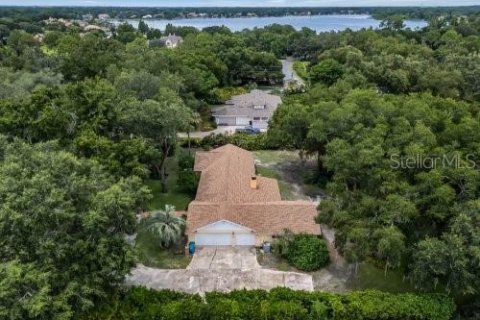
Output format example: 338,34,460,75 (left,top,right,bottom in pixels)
0,0,479,7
